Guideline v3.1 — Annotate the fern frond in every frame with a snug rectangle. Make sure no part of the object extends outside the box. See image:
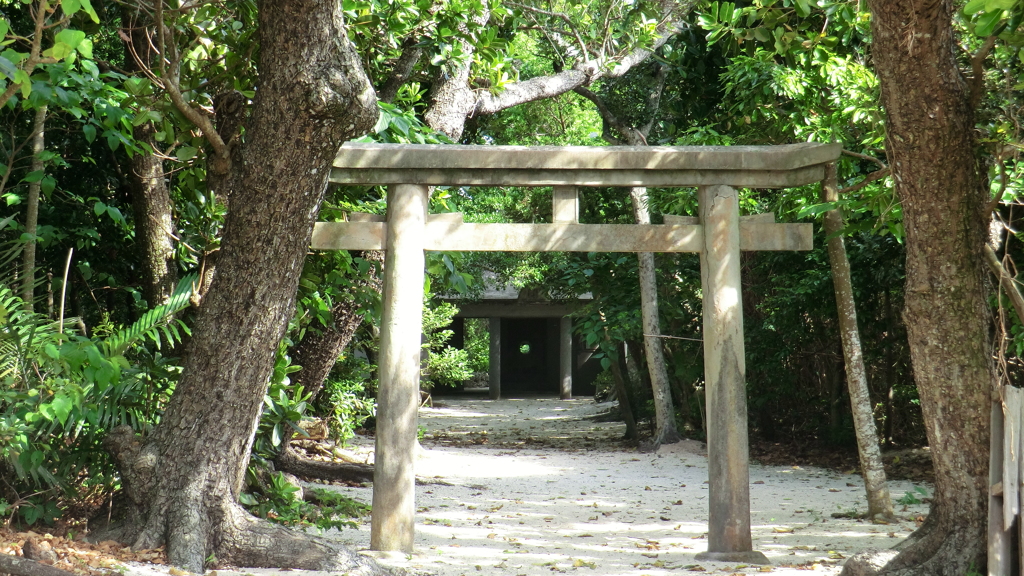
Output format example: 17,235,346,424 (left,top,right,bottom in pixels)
102,273,198,357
